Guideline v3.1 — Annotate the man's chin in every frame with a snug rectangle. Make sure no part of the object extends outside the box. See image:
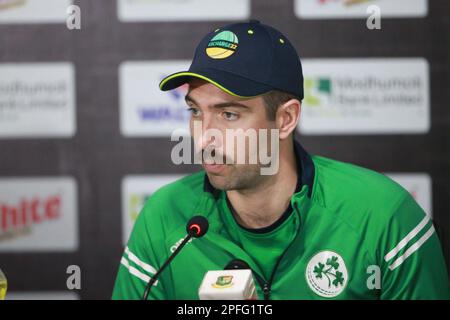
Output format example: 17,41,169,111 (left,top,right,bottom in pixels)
205,172,230,191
